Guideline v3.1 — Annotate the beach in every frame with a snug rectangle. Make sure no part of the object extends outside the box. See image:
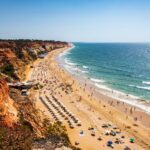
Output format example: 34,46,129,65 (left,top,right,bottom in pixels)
26,46,150,150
